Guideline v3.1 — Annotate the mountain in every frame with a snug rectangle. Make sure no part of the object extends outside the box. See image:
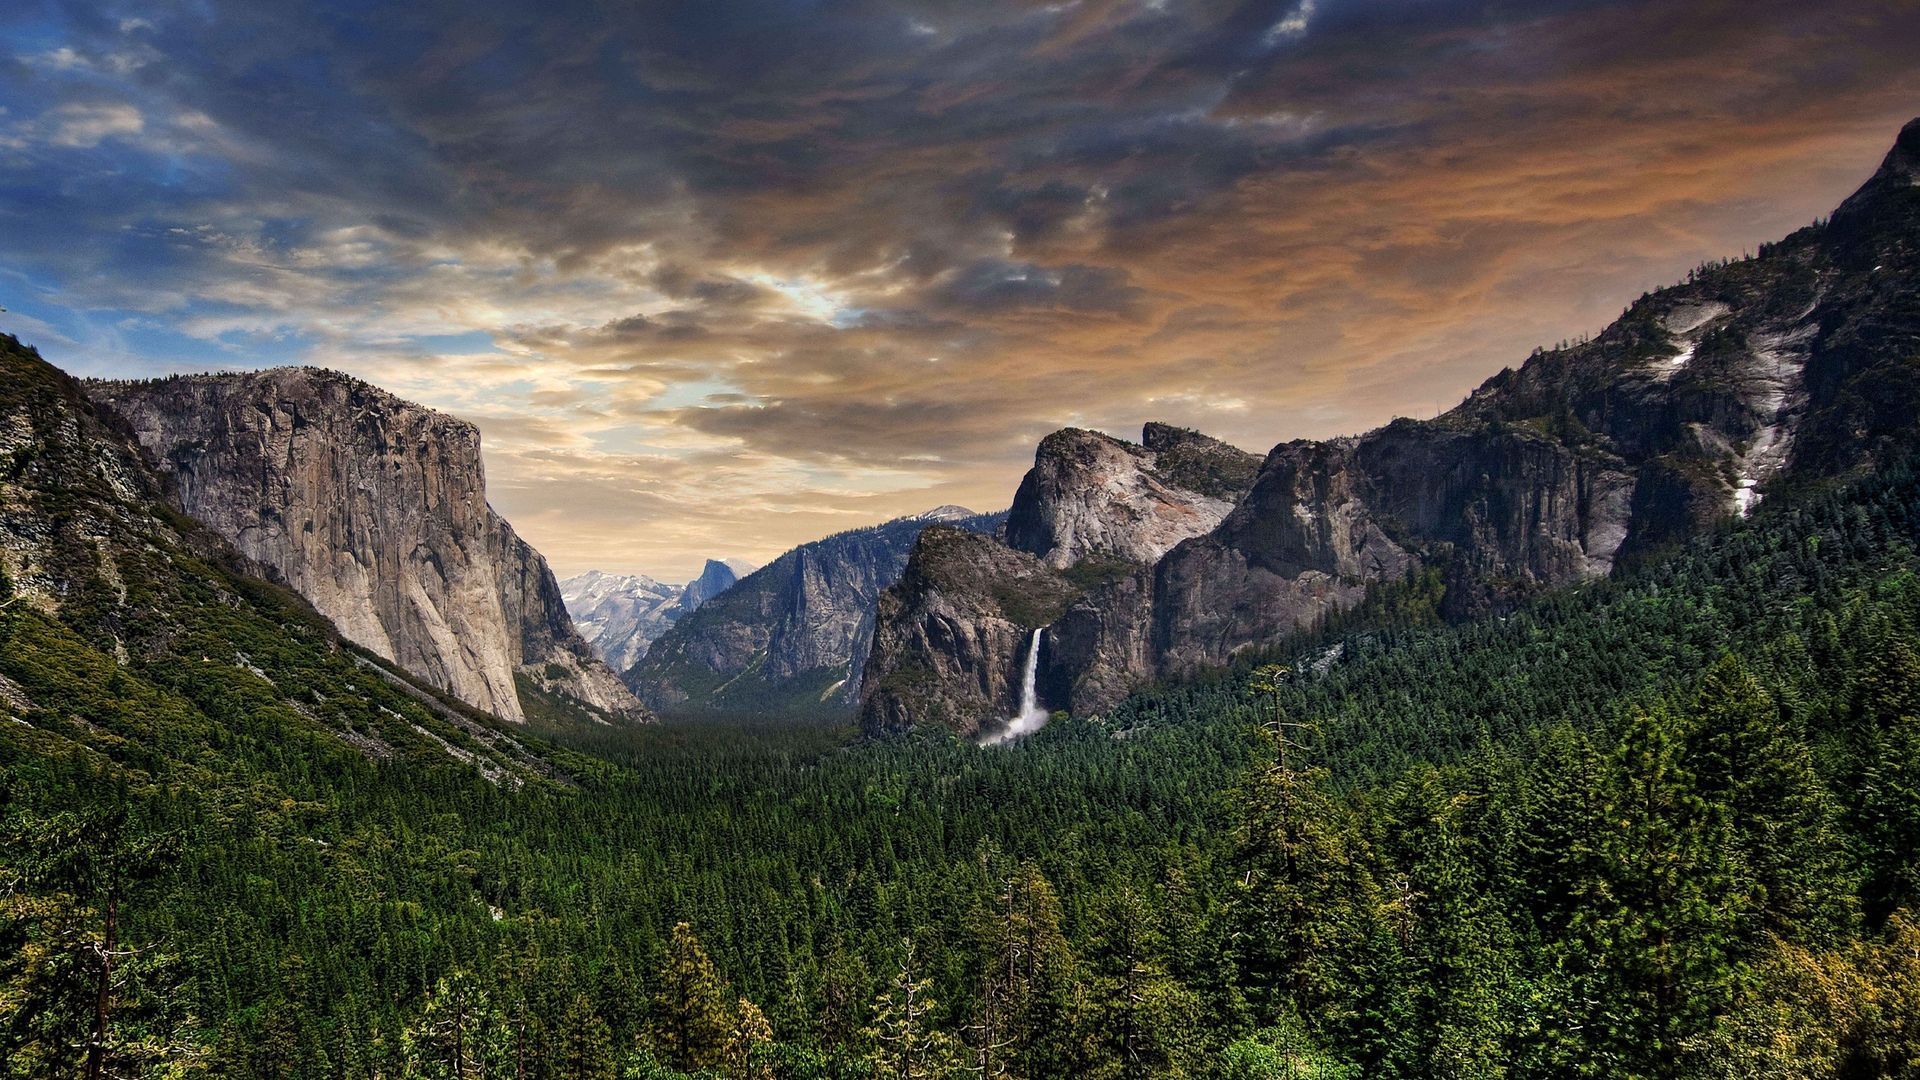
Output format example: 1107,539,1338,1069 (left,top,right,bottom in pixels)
863,117,1920,737
860,424,1260,736
560,558,753,672
678,557,751,612
89,369,649,725
628,505,1003,714
0,334,564,781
